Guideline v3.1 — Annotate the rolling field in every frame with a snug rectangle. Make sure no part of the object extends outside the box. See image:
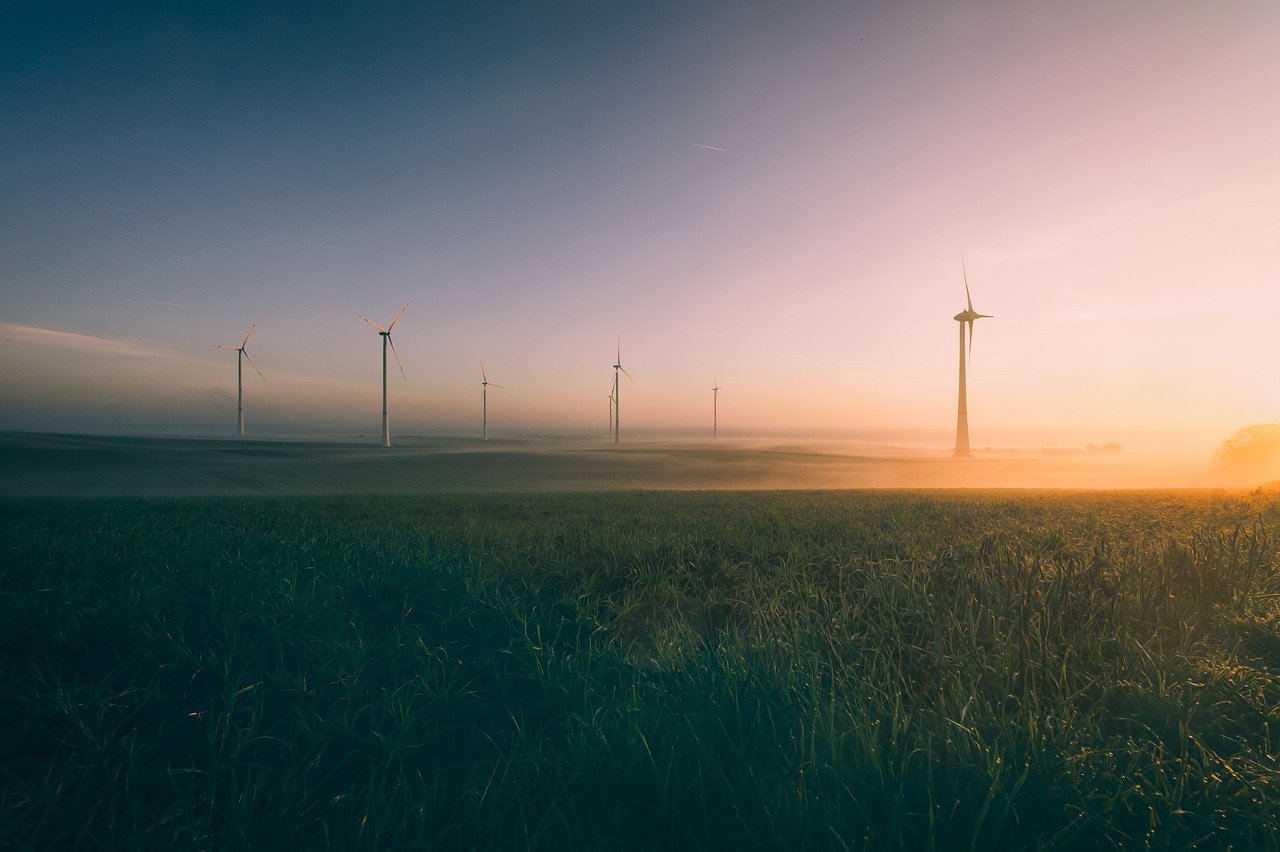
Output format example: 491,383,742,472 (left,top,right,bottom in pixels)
3,488,1279,849
0,432,1210,496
